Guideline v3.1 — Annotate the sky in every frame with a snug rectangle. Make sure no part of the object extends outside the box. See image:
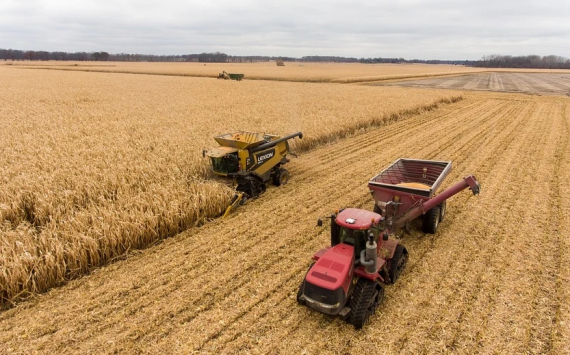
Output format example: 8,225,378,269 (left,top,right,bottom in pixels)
1,0,569,60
